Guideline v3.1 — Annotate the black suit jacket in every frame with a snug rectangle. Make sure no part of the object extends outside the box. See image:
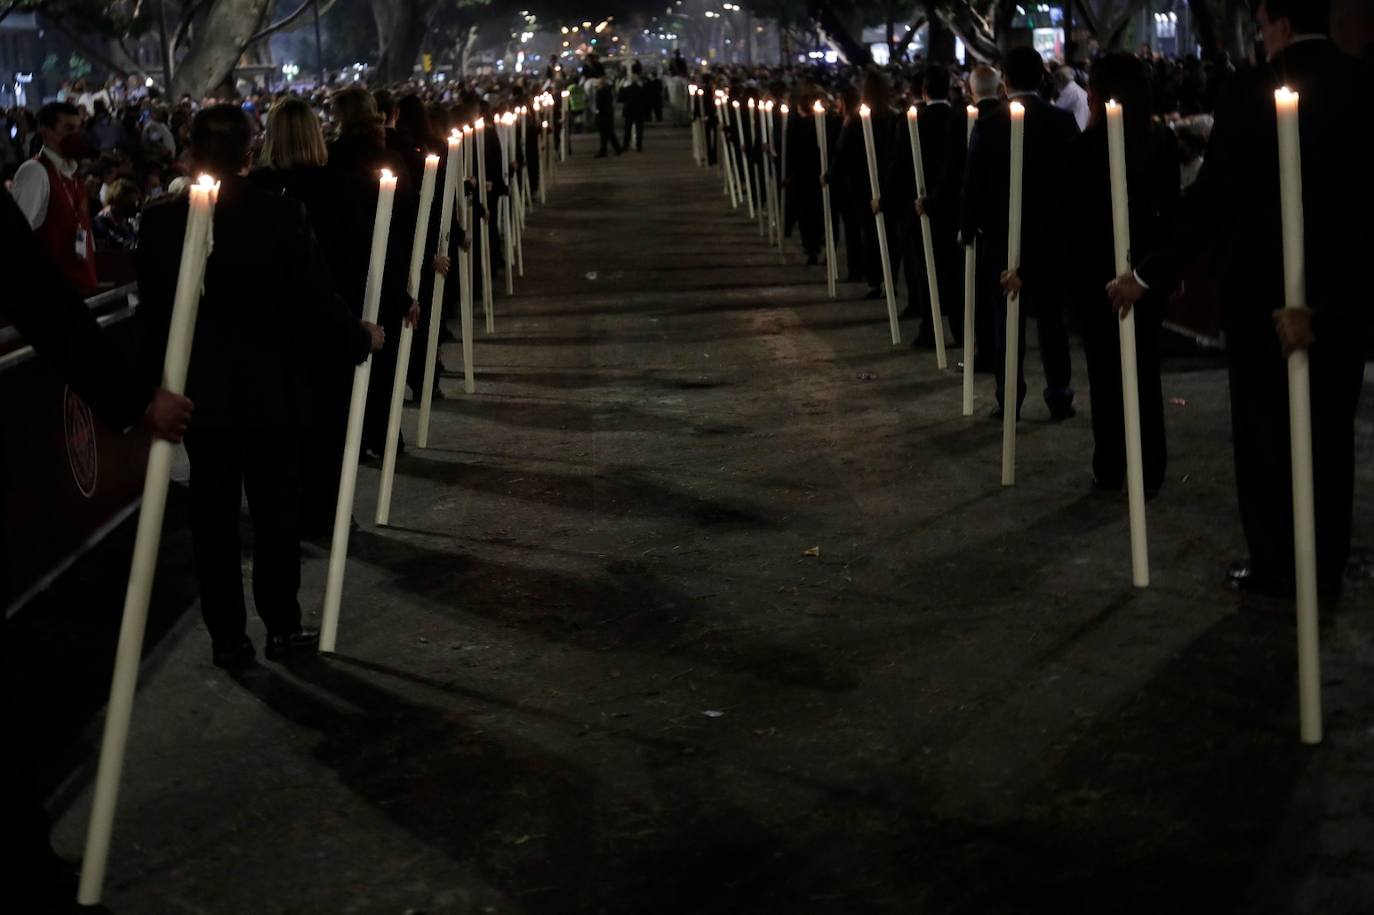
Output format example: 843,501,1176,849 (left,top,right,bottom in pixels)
136,176,370,434
1138,39,1373,347
883,101,954,218
962,94,1079,283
